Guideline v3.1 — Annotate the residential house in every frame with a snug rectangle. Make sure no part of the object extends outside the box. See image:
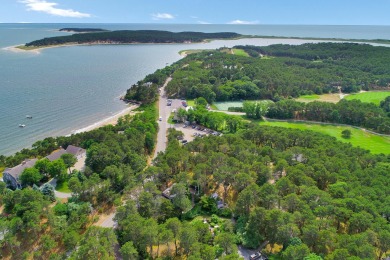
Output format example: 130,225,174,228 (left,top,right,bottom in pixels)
162,184,176,200
46,148,67,161
3,158,38,189
66,145,86,160
46,145,86,162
